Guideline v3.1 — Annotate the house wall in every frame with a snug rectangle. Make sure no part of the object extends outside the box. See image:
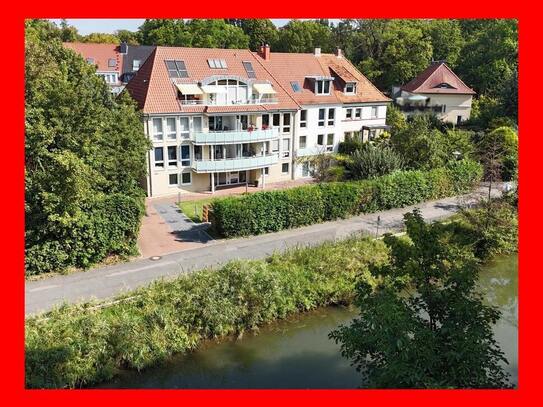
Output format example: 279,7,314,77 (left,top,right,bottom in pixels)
421,93,473,123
